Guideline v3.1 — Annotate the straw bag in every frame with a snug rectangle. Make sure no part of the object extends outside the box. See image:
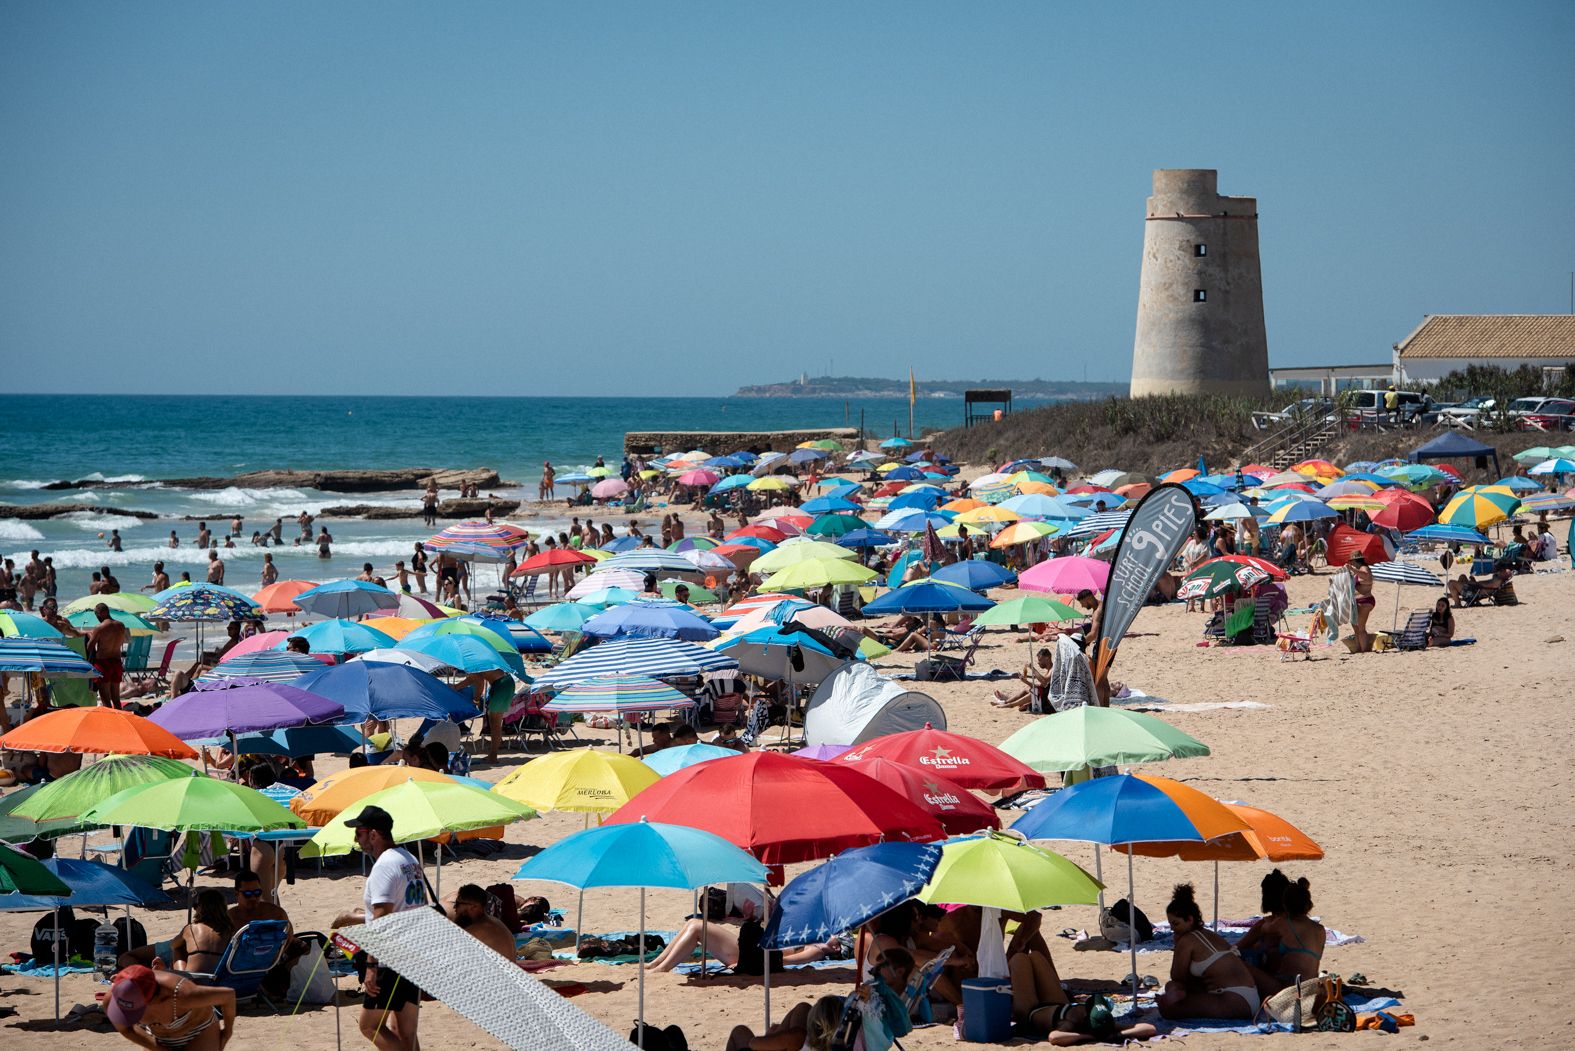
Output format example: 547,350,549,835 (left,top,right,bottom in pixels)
1262,975,1344,1029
